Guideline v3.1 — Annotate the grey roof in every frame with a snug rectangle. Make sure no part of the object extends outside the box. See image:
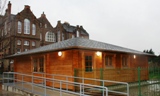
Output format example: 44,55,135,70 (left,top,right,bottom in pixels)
7,37,153,58
62,23,89,35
